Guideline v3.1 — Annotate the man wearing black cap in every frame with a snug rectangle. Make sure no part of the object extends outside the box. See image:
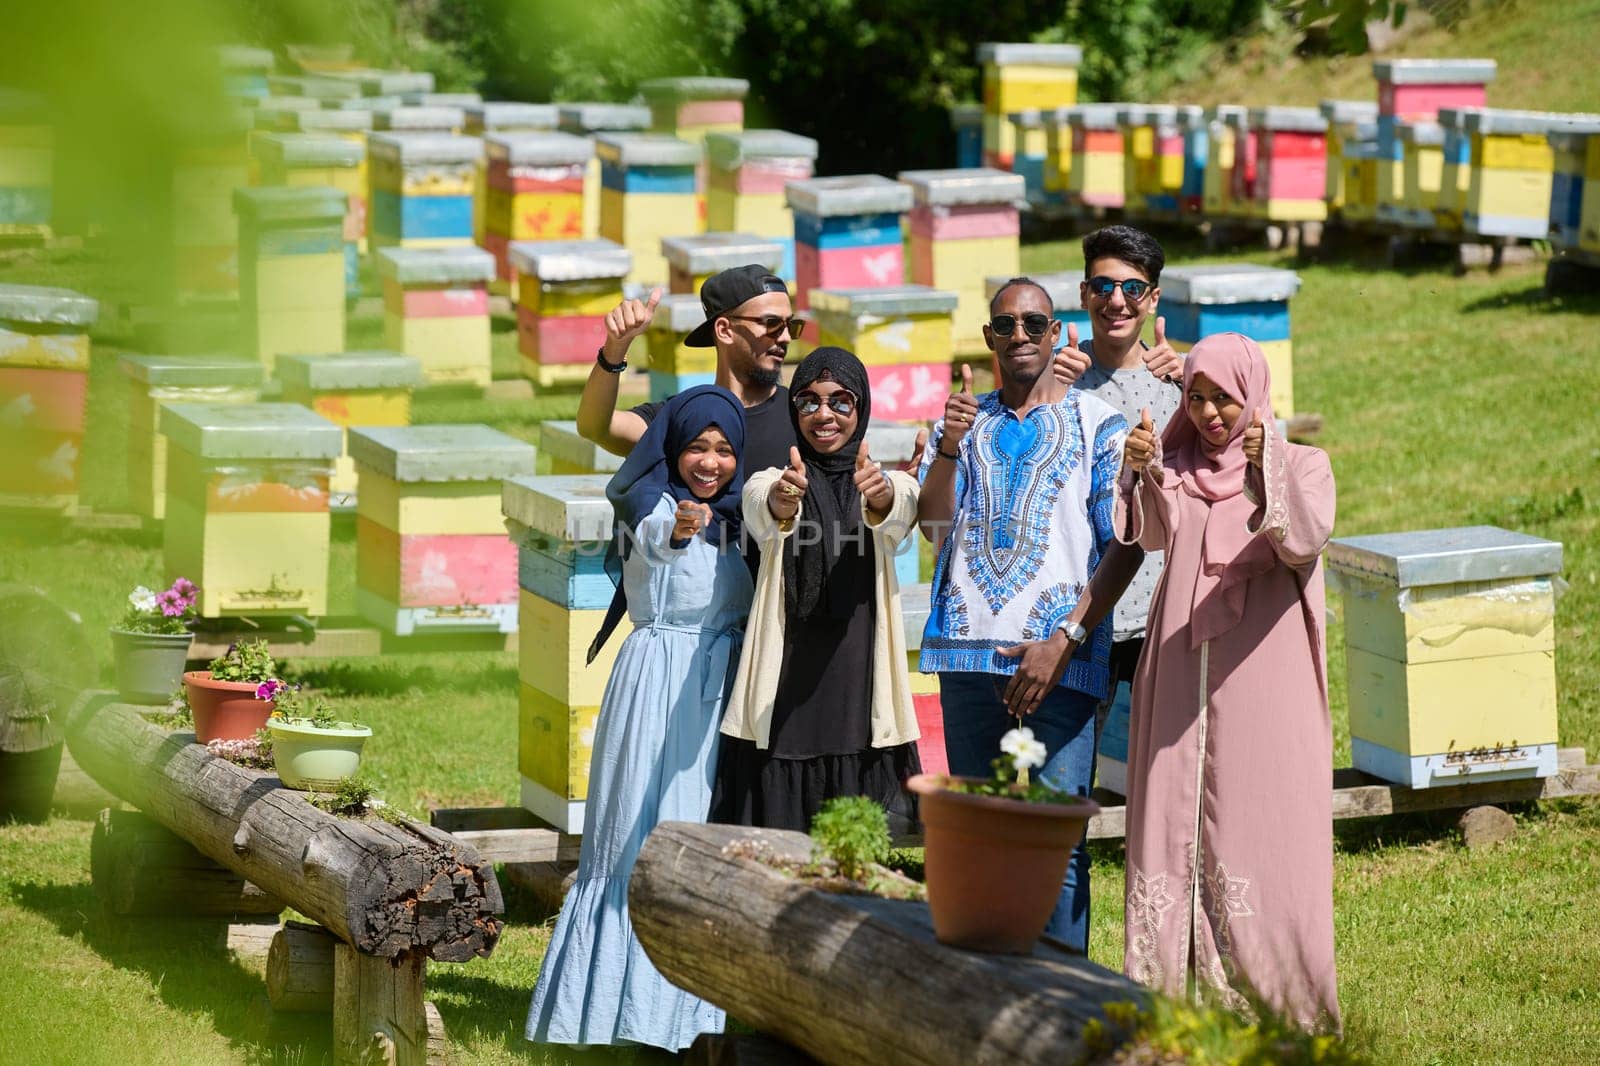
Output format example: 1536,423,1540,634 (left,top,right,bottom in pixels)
576,264,801,472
